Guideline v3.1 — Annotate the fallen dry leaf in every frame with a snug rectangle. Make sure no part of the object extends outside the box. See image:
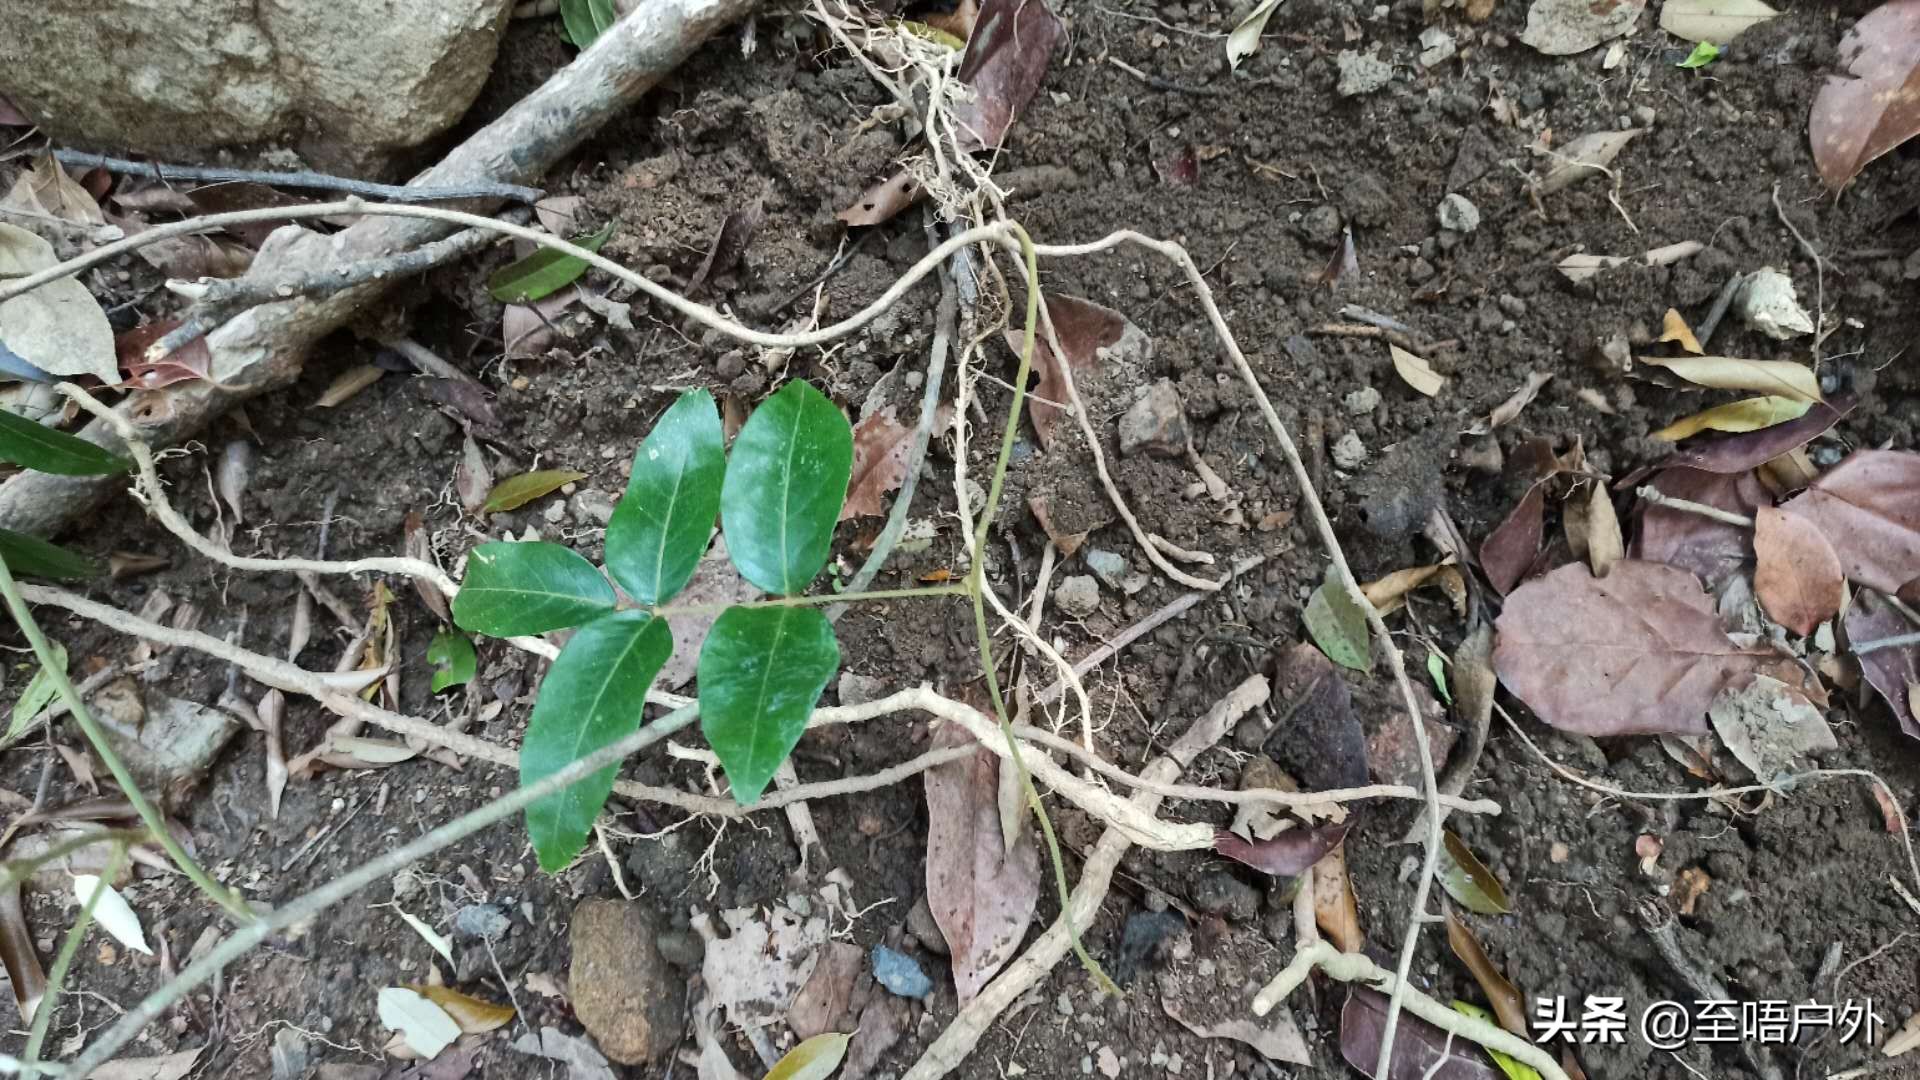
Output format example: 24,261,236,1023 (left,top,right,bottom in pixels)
1438,832,1510,915
1217,824,1348,878
842,406,913,521
1312,842,1363,952
1753,506,1845,635
1661,394,1854,474
412,984,515,1034
1480,480,1548,596
0,882,44,1023
1810,0,1920,191
87,1047,203,1080
1556,240,1704,283
786,940,861,1040
1652,396,1811,442
1707,674,1836,783
1361,563,1464,615
1658,308,1704,354
1638,355,1821,403
837,169,920,228
924,725,1041,1004
1538,128,1641,191
114,320,213,390
1565,480,1624,578
1660,0,1779,42
1494,560,1774,736
1446,911,1526,1036
1631,466,1770,588
1314,224,1360,290
1674,866,1712,914
1388,344,1445,397
1009,293,1131,448
1780,450,1920,595
1464,371,1553,436
1844,589,1920,739
3,153,104,225
951,0,1066,151
686,195,765,295
700,902,829,1029
1341,987,1501,1080
1159,969,1311,1064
